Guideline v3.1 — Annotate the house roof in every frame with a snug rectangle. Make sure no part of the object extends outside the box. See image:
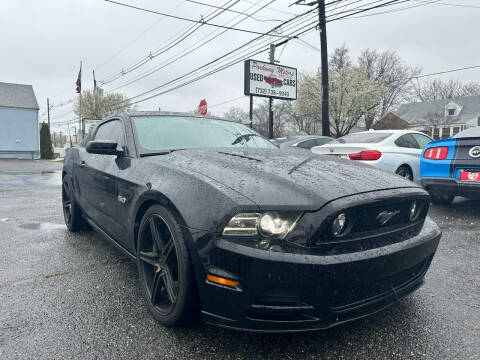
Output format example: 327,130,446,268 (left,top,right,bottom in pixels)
0,82,39,110
373,112,409,130
395,95,480,124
